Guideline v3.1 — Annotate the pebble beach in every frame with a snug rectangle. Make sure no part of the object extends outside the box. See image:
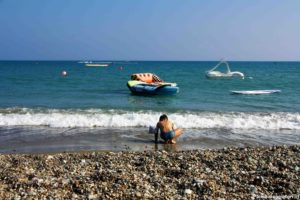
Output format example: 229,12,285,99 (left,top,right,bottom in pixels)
0,145,299,199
